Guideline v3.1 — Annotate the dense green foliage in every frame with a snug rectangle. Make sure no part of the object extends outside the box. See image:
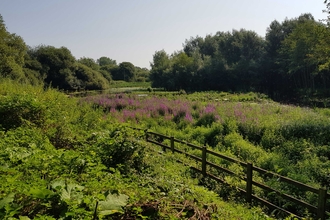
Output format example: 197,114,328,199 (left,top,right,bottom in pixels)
2,4,330,103
0,15,150,92
2,2,330,218
0,80,271,219
88,91,330,217
0,15,28,83
150,12,330,104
